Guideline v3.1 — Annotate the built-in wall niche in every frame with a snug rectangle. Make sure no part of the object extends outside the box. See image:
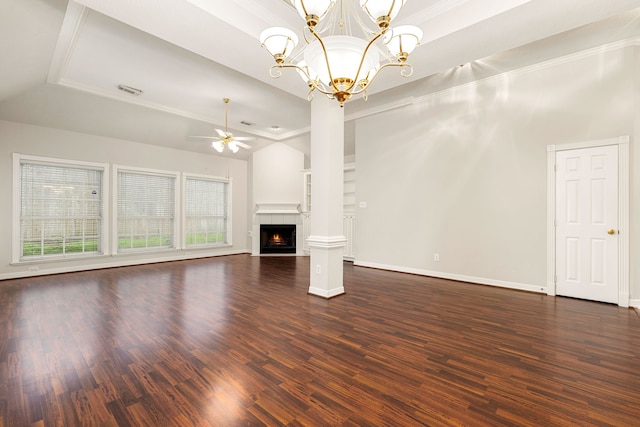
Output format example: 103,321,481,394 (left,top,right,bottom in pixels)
343,164,356,213
302,163,355,213
301,163,356,260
